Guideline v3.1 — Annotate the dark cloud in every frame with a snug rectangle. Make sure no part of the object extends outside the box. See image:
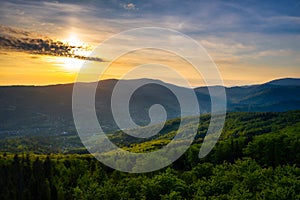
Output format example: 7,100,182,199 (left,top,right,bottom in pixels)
0,25,104,62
